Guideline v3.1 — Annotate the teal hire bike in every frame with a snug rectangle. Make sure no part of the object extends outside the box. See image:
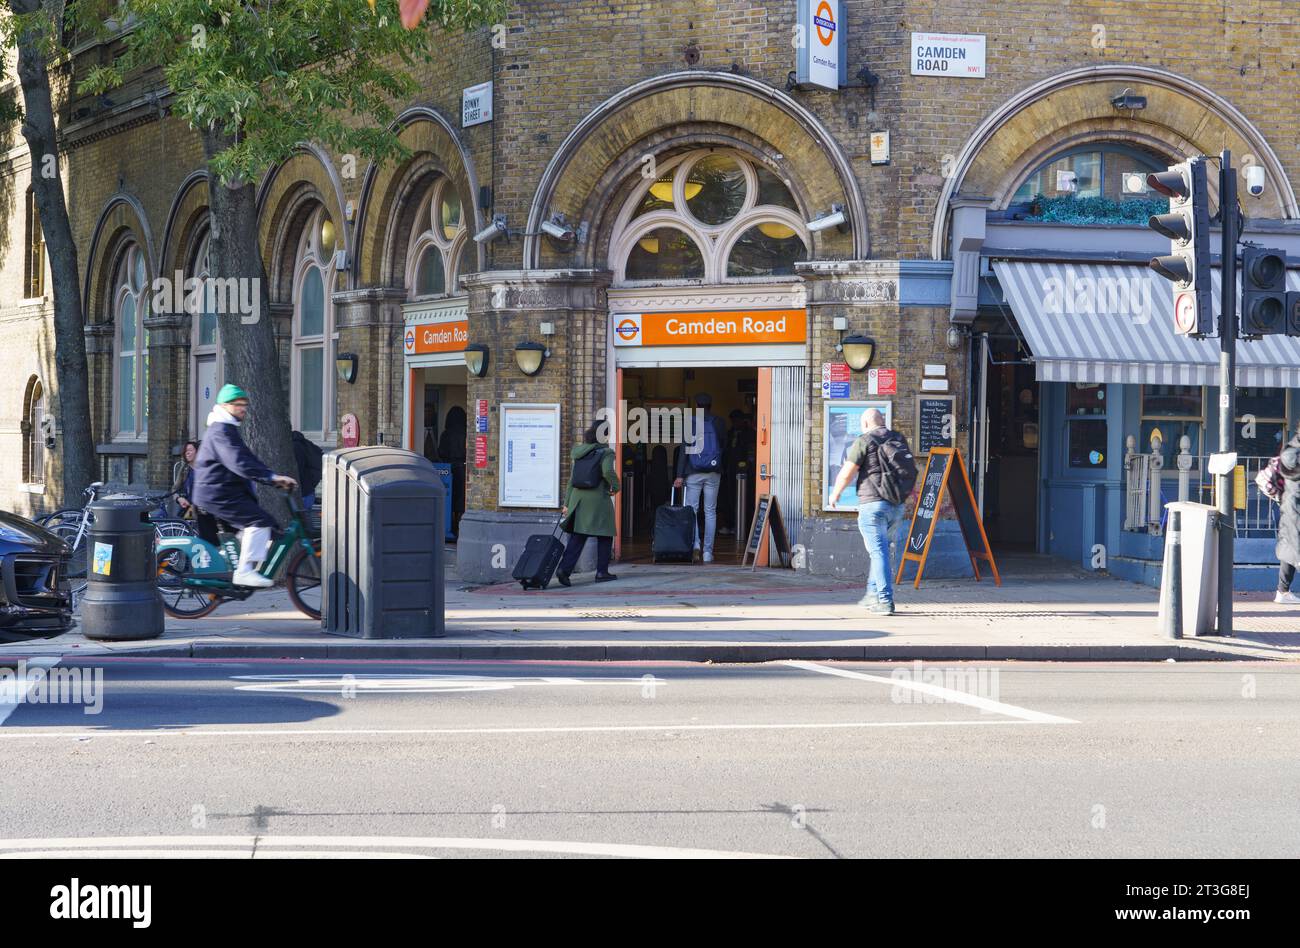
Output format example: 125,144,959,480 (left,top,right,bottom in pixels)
155,491,321,620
